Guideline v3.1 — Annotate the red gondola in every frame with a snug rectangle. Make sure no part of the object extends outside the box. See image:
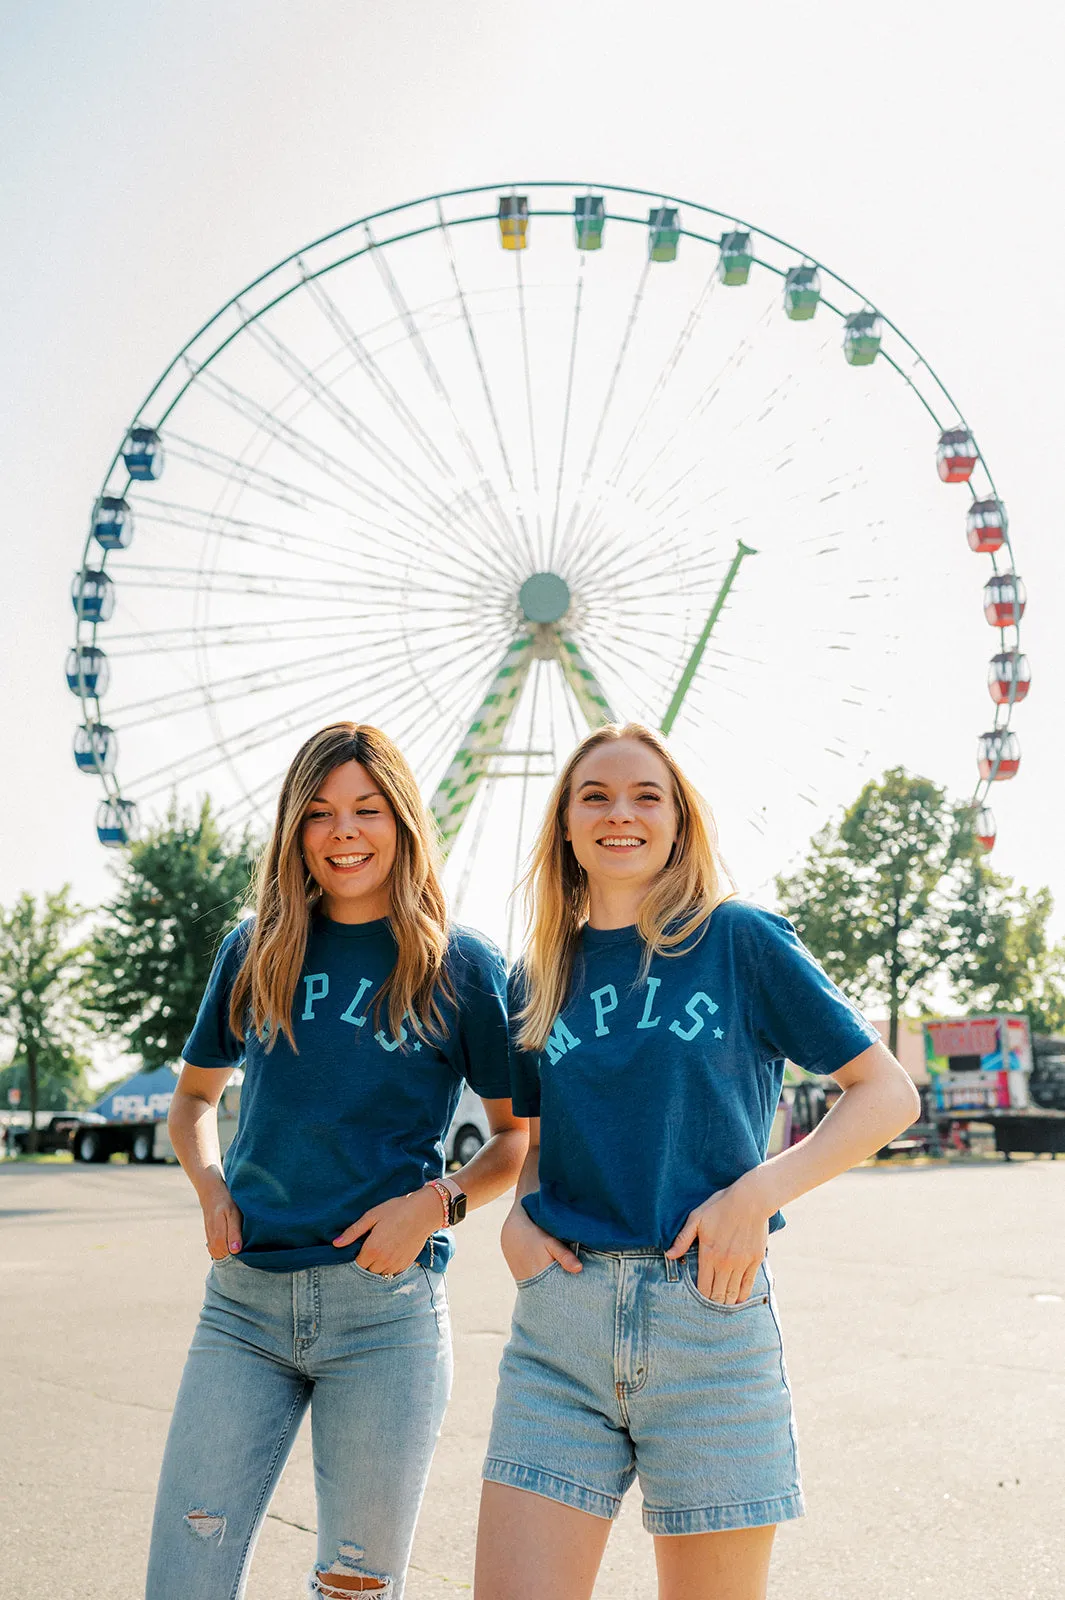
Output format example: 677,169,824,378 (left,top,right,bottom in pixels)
966,497,1007,554
974,806,996,852
983,572,1026,628
937,427,978,484
988,651,1031,705
977,729,1020,782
